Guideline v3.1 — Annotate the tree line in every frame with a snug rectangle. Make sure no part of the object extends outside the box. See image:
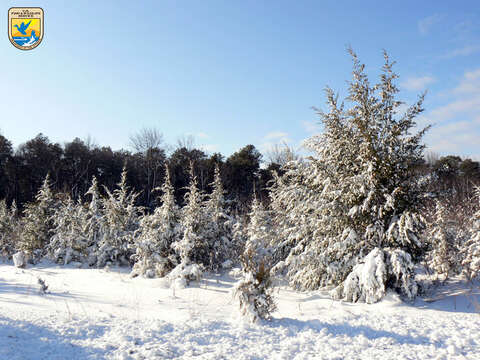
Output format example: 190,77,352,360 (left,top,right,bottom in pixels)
0,131,478,216
0,132,281,213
